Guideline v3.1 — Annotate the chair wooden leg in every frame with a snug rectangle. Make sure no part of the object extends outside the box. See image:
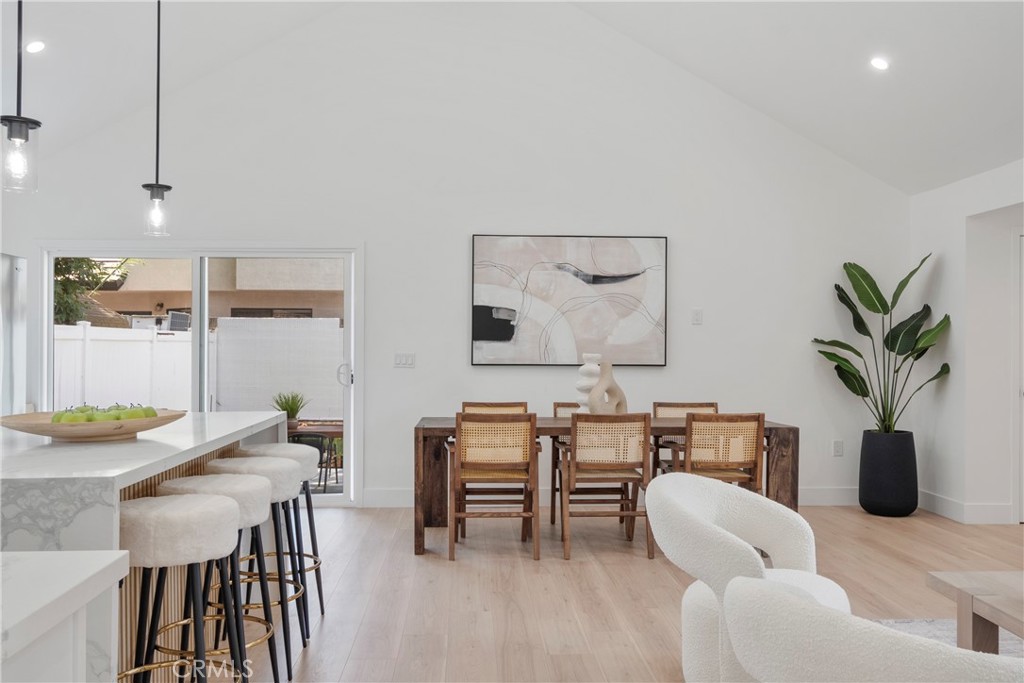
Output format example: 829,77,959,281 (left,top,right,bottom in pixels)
550,449,558,525
645,512,654,559
620,483,628,525
449,456,457,561
560,460,571,560
626,484,640,541
532,479,541,560
521,486,530,542
459,484,467,539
